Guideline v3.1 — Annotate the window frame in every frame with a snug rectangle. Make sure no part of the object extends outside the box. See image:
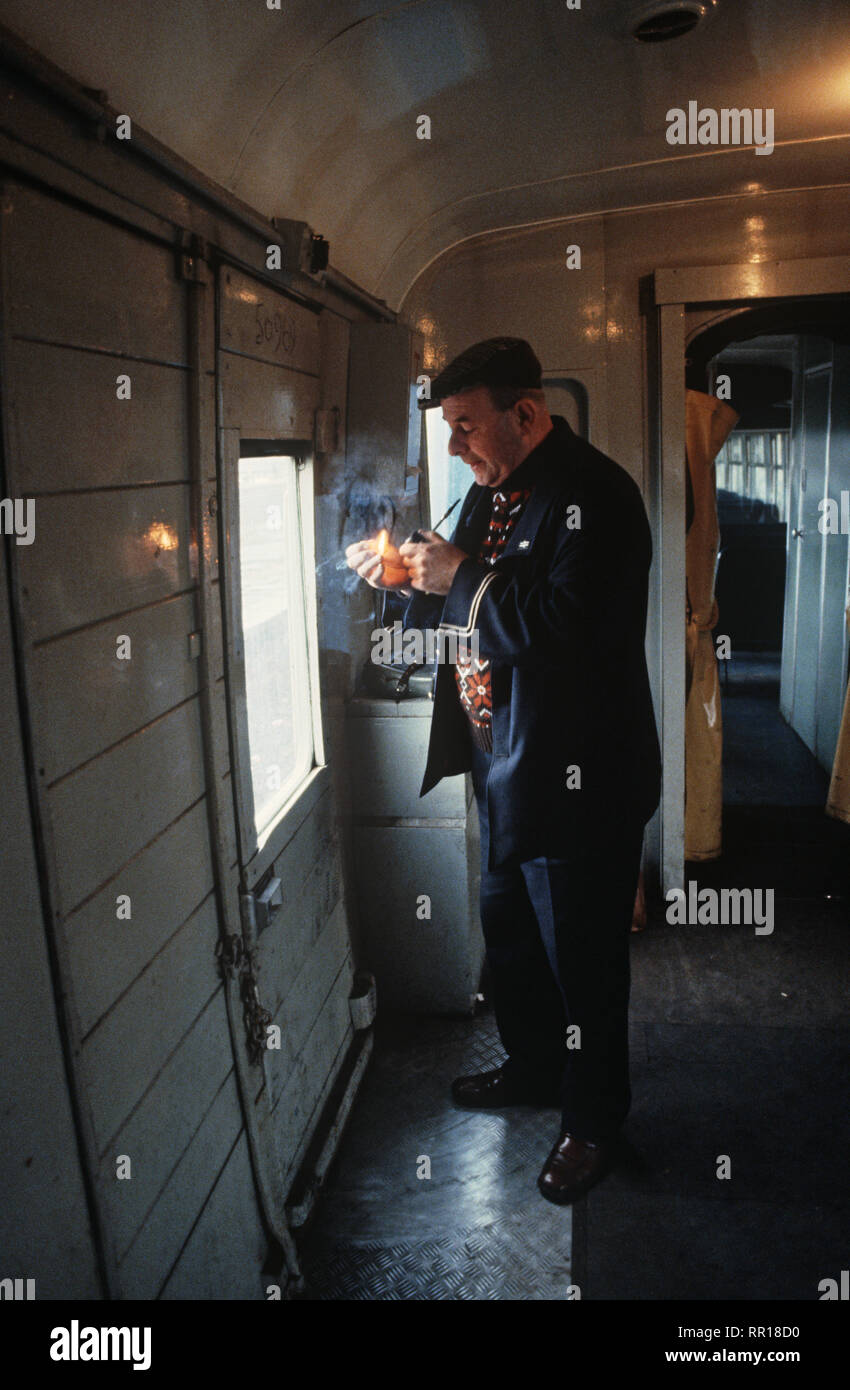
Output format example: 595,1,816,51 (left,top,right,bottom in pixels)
220,429,327,890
